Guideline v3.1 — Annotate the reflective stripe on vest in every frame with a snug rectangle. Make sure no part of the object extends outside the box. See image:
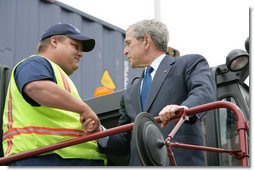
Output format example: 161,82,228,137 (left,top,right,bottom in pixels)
3,126,86,141
57,67,71,93
7,89,13,130
6,89,13,155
